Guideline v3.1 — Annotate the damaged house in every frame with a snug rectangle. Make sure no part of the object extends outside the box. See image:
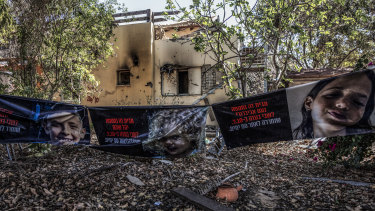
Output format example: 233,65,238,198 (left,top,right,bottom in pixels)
83,10,240,125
